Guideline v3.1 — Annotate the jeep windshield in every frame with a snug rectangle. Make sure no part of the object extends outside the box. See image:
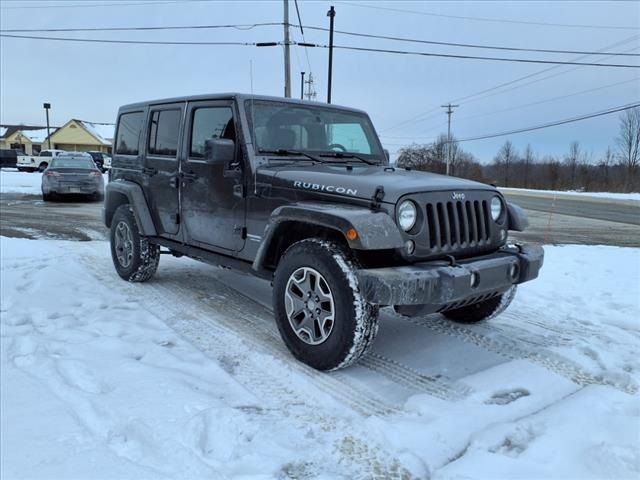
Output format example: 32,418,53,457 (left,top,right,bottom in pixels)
245,100,385,164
